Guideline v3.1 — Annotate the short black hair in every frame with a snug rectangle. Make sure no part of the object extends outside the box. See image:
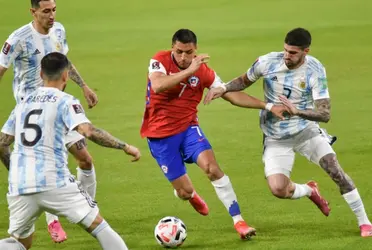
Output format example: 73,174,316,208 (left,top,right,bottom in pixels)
172,29,197,45
31,0,54,8
41,52,70,81
284,28,311,49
